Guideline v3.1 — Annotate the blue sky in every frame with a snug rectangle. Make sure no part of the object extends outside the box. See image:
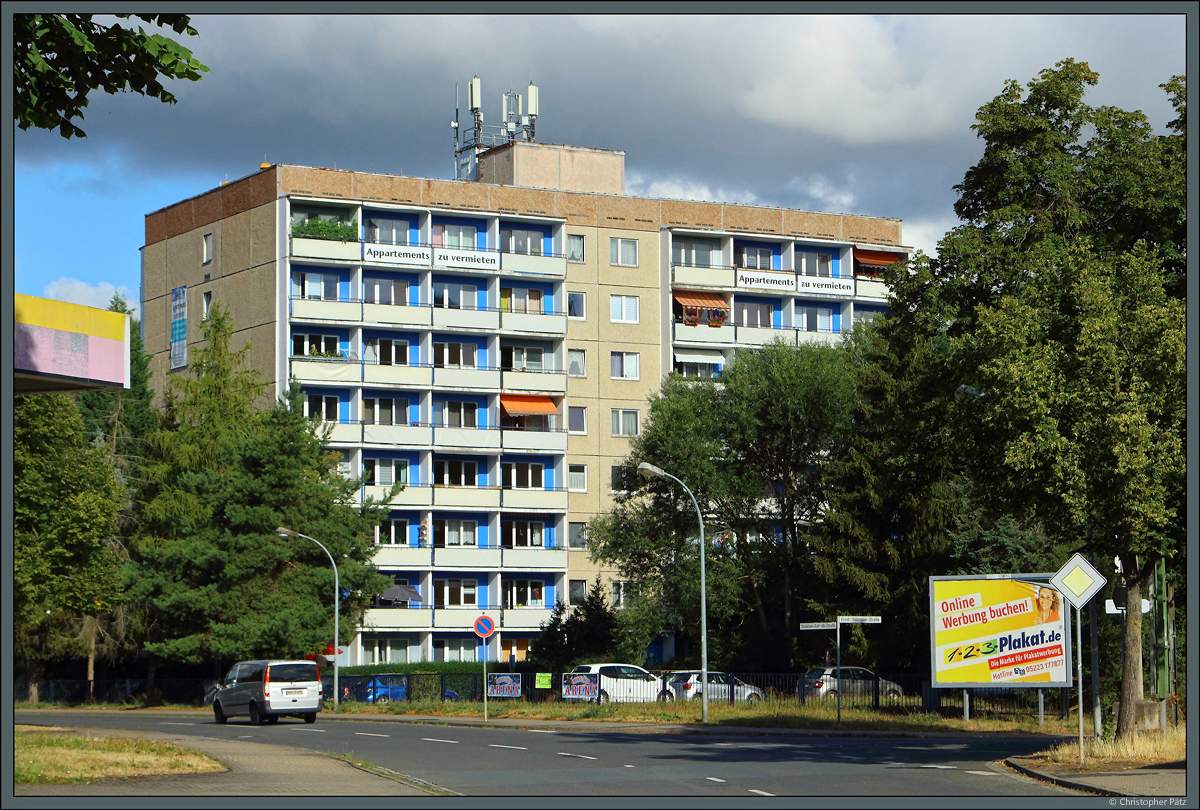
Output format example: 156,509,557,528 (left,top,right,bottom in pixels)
12,13,1189,319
